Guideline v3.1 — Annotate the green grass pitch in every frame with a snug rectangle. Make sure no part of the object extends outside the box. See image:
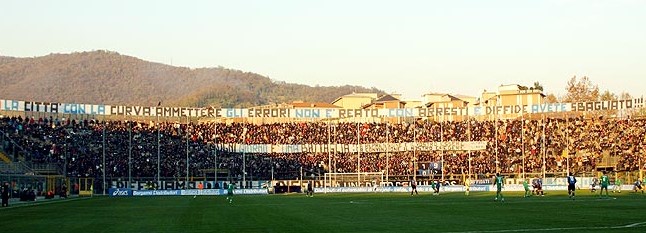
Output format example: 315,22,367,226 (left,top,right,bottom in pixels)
1,191,645,233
